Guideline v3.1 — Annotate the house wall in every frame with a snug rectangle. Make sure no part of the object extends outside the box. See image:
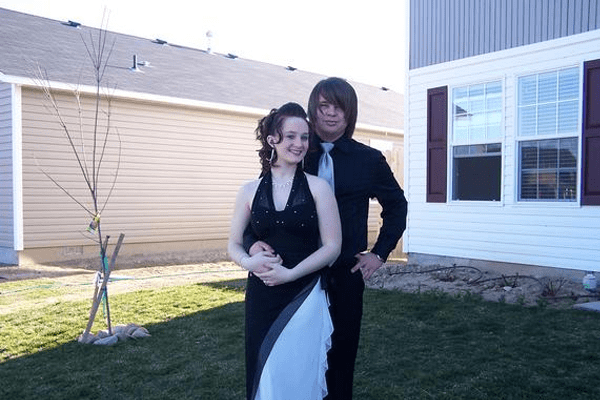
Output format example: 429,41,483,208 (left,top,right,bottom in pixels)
16,87,404,266
410,0,600,69
18,87,262,266
405,29,600,272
